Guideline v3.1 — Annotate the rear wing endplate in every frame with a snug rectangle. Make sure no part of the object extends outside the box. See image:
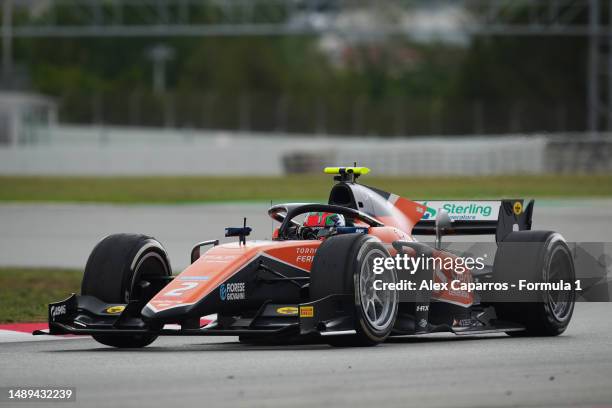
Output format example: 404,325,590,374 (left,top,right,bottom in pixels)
412,199,534,242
